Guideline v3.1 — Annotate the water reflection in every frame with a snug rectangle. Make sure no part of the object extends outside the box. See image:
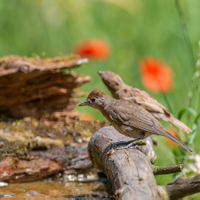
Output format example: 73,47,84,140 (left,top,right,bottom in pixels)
0,172,114,199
